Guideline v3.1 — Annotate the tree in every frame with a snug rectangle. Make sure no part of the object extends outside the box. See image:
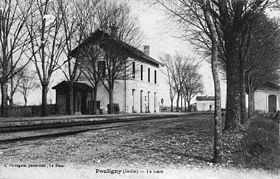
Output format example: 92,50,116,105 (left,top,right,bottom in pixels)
26,0,65,116
181,58,204,111
8,67,26,106
161,53,203,112
173,55,185,111
78,44,104,114
67,1,141,114
202,0,222,163
17,69,38,106
245,14,280,118
155,0,270,129
160,53,183,112
0,0,33,116
96,2,142,114
58,0,101,115
159,54,176,111
96,1,142,47
154,0,222,163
